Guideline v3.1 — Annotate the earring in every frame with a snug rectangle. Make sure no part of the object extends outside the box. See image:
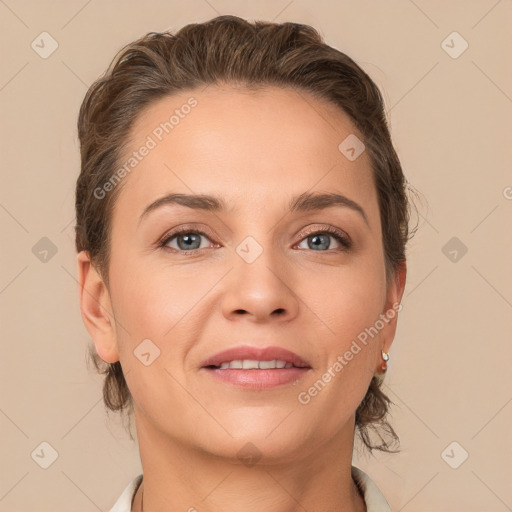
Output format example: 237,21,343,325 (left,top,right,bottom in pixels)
381,350,389,371
374,351,389,383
